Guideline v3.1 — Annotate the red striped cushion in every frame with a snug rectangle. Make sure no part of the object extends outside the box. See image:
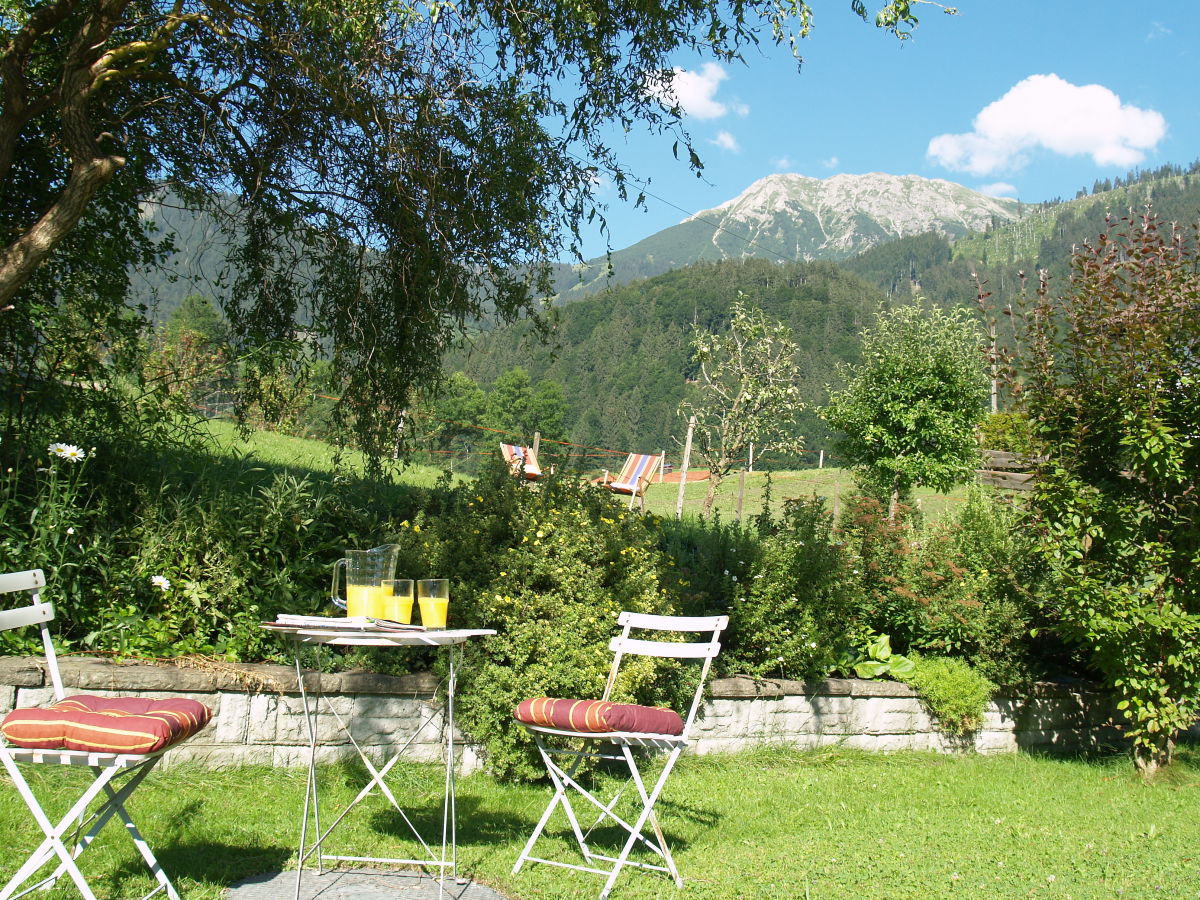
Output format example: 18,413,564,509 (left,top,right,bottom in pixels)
1,695,211,754
514,697,683,736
